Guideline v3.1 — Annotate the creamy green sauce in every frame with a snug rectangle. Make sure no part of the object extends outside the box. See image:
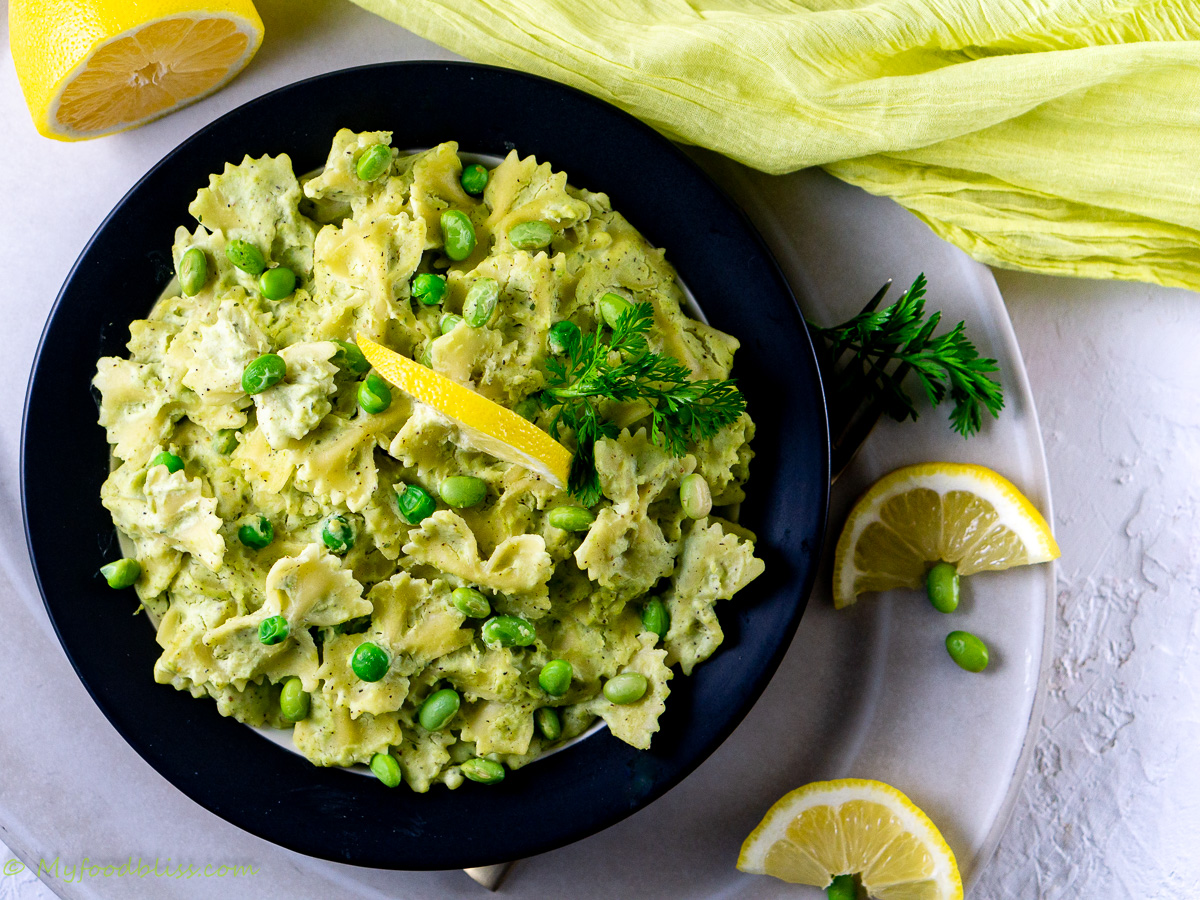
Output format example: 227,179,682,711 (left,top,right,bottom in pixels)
94,129,763,791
